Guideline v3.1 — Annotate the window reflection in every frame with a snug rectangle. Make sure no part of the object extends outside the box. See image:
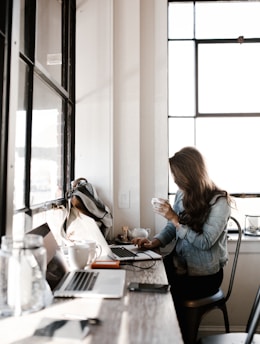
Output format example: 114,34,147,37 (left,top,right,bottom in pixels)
196,1,260,39
168,2,194,39
36,0,62,83
168,118,195,193
196,117,260,194
14,61,27,209
20,0,25,55
168,41,195,117
198,43,260,113
31,75,63,205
